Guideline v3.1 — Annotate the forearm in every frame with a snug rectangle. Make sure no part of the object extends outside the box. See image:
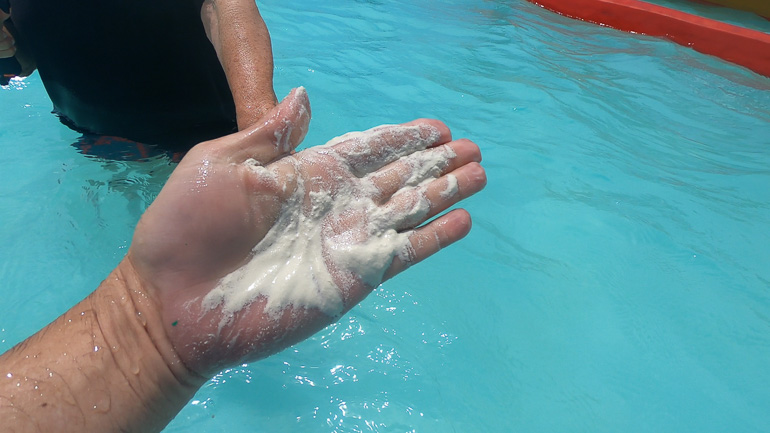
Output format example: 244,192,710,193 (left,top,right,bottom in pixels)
201,0,278,129
0,259,204,433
